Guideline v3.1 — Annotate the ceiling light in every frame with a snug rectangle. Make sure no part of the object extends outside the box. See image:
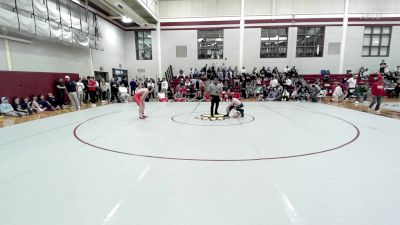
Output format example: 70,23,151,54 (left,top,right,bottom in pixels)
122,16,132,23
